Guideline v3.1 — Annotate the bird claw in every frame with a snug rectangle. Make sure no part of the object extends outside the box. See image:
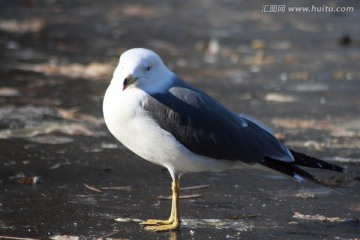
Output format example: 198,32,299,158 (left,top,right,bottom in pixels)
140,218,180,232
140,219,173,226
143,222,180,232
